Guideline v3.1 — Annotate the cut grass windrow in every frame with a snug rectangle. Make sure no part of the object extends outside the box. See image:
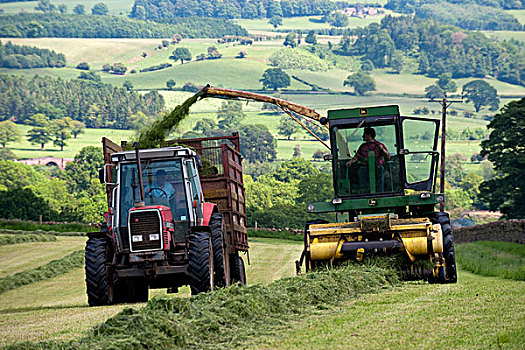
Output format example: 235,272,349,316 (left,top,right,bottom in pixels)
6,262,399,350
0,229,87,237
0,220,93,233
0,250,84,294
0,234,57,246
456,241,525,281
